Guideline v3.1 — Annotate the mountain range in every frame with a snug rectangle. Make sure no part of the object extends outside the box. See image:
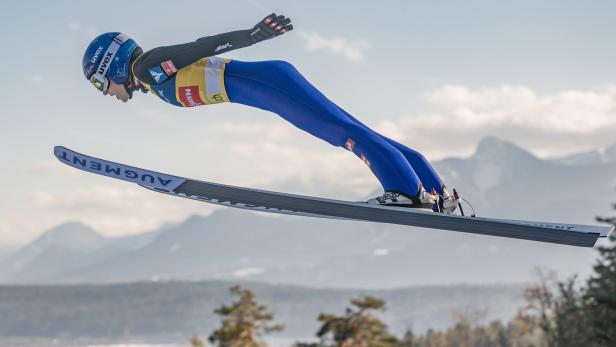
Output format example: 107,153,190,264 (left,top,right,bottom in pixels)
0,136,614,287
